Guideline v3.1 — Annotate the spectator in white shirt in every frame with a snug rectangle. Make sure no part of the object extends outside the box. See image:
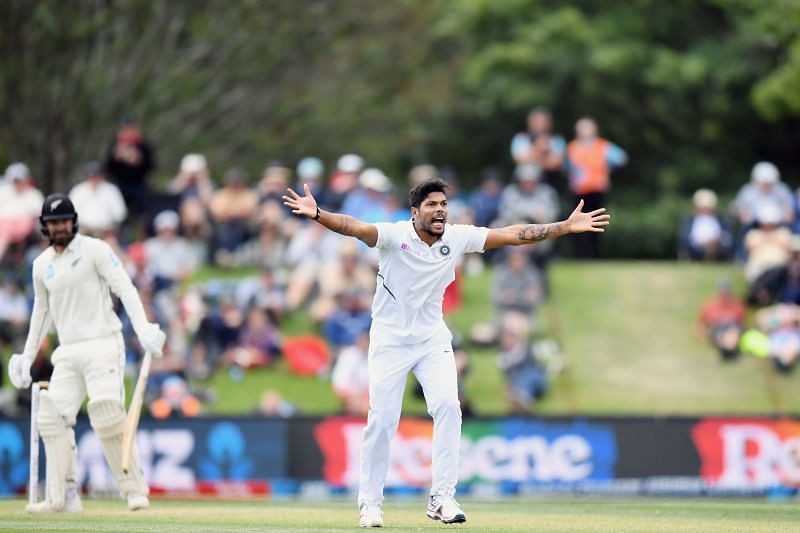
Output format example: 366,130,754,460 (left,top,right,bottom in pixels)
732,162,794,227
69,162,128,236
144,210,197,292
0,162,44,262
